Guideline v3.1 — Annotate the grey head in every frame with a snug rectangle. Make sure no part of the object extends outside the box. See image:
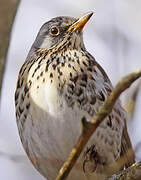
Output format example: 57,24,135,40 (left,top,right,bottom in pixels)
26,12,93,61
32,16,77,50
